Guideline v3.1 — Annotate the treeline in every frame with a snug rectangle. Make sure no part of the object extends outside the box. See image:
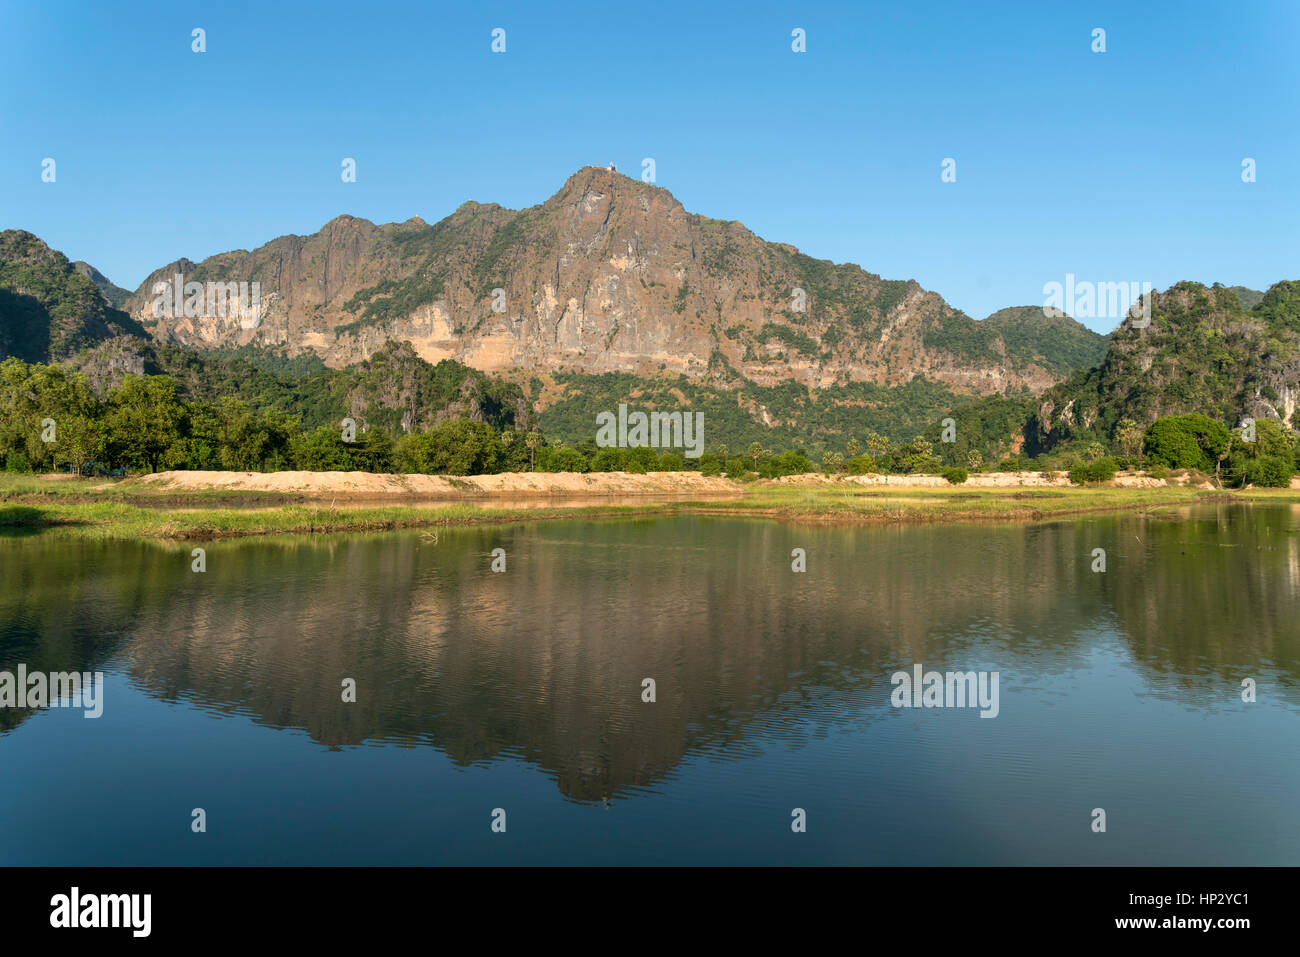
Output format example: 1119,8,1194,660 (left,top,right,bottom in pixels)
0,355,952,478
0,356,794,477
4,355,1297,487
922,408,1299,487
142,339,525,436
0,357,523,475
